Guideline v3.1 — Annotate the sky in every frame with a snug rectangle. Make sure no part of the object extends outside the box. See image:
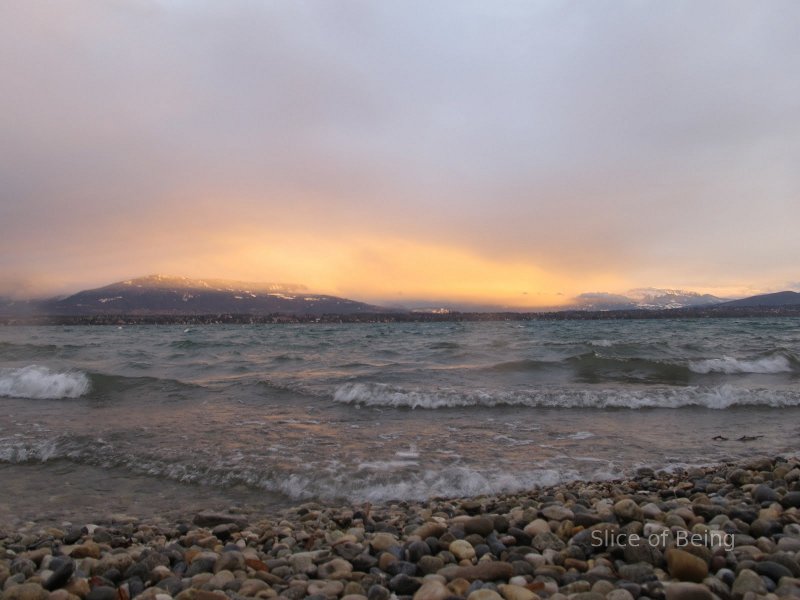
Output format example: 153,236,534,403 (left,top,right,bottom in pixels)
1,1,799,307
